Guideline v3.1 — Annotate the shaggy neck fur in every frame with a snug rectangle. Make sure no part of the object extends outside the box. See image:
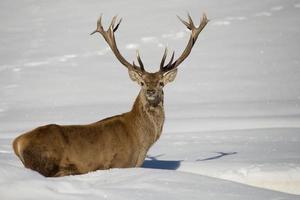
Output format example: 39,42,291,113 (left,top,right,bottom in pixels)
130,90,165,144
